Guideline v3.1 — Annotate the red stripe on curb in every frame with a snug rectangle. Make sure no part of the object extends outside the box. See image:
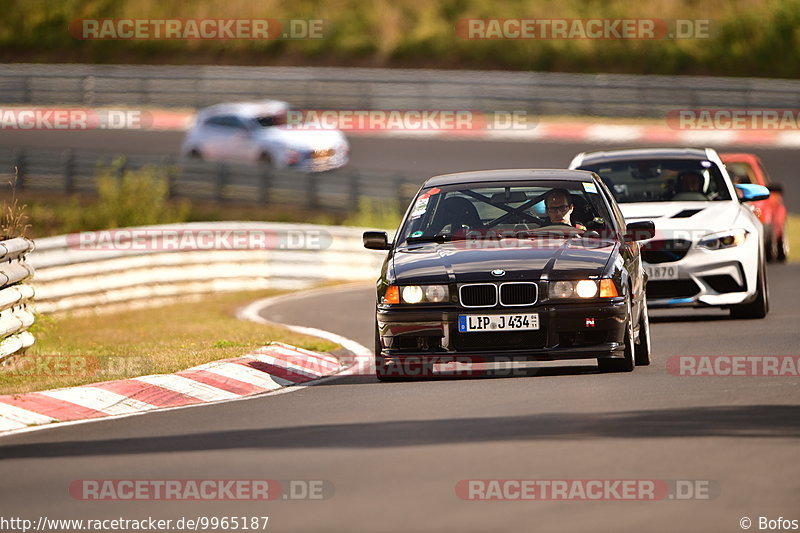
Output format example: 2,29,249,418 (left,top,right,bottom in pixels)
92,380,199,408
176,369,268,396
0,393,107,421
